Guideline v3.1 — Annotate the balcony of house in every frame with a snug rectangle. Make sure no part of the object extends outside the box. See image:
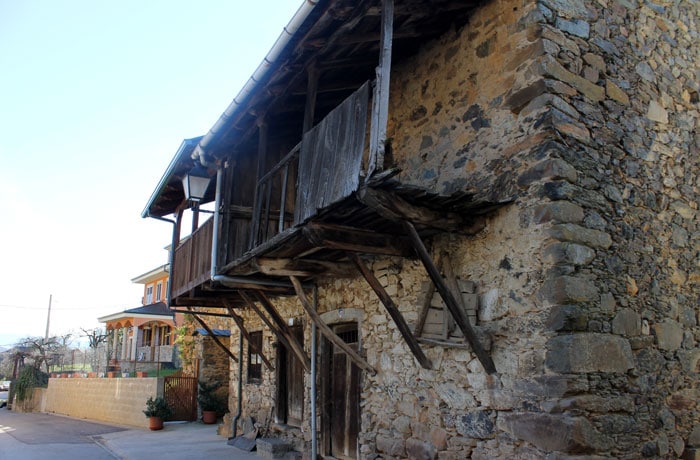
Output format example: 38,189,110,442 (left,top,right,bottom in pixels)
170,82,373,301
159,2,498,306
